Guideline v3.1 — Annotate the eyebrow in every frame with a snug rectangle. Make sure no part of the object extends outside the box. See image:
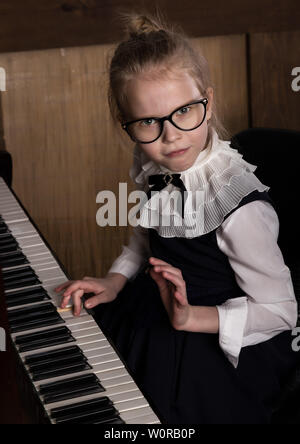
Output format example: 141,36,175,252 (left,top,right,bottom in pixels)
131,97,203,121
